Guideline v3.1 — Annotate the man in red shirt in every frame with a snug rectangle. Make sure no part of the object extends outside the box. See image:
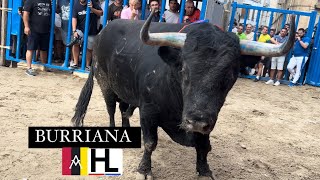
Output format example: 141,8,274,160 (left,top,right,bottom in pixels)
183,0,200,23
